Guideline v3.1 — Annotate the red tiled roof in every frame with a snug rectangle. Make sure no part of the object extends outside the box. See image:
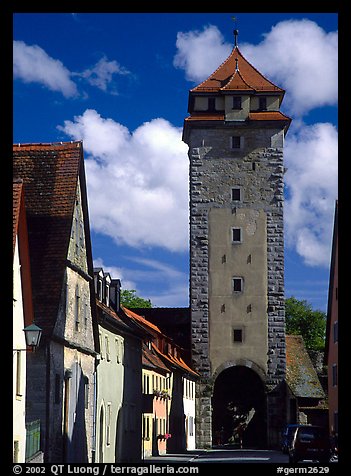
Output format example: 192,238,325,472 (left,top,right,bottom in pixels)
142,343,170,372
191,46,284,94
185,113,225,122
151,342,198,377
96,300,135,332
13,142,85,337
248,111,291,122
122,306,163,335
